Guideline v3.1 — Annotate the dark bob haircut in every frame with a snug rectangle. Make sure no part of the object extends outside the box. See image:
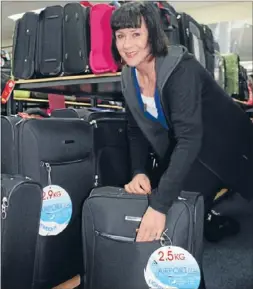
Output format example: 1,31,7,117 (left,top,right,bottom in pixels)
110,2,169,64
